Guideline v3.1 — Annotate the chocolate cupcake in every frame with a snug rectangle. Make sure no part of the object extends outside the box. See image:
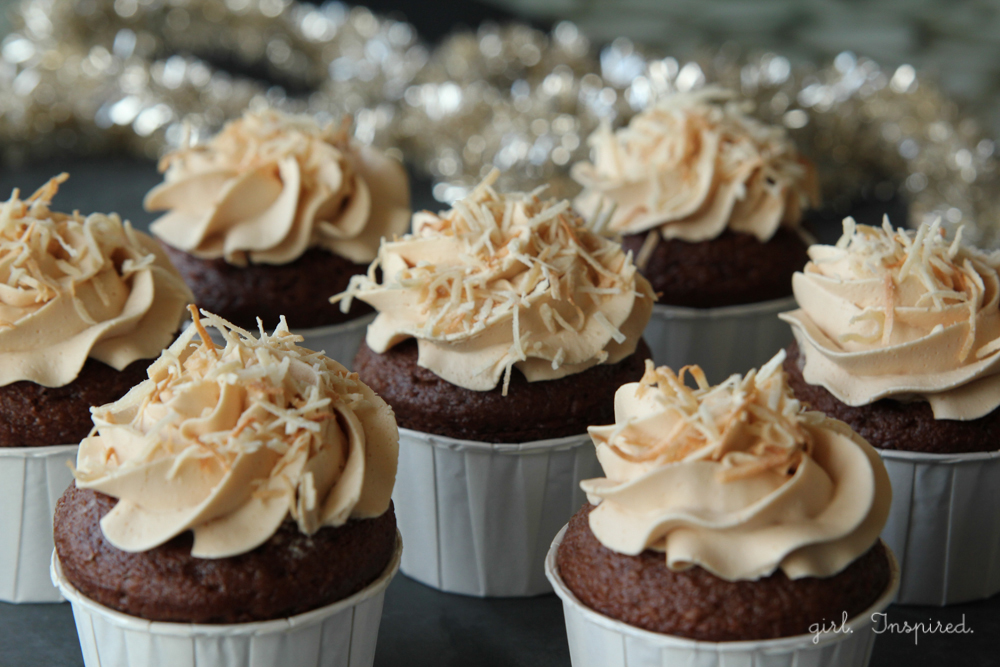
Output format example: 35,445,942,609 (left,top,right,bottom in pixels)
337,170,654,595
572,88,819,381
0,174,191,603
548,352,897,667
52,310,401,666
780,217,1000,604
144,109,410,363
